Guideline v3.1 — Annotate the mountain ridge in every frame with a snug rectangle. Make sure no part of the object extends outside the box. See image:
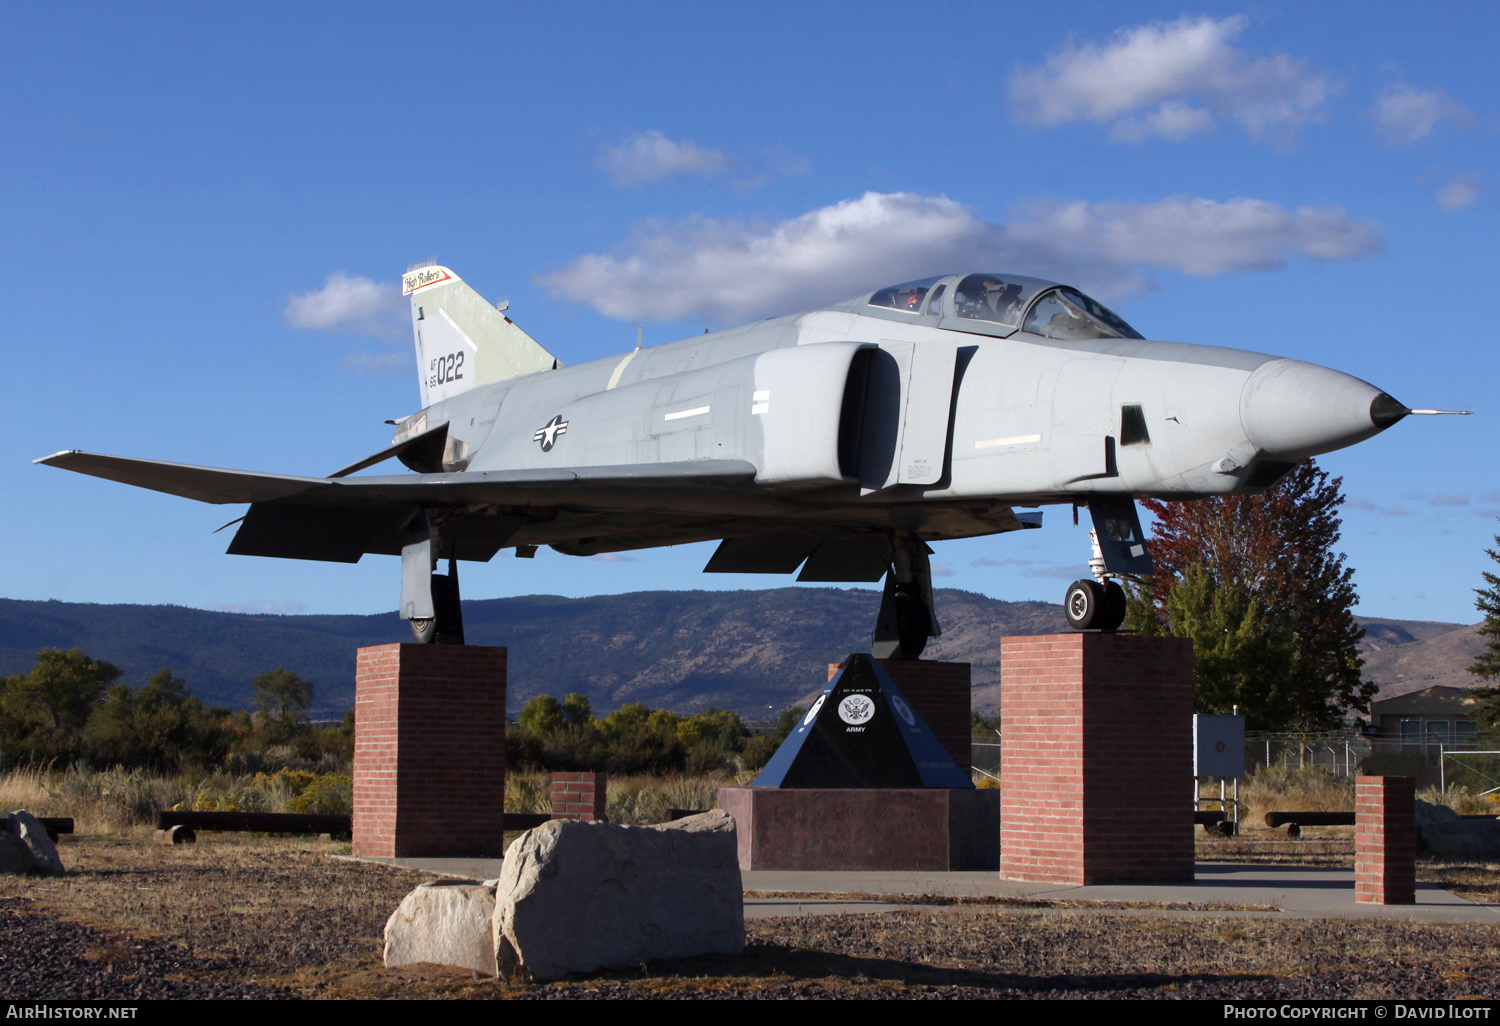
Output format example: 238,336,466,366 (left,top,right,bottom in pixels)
0,594,1485,717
